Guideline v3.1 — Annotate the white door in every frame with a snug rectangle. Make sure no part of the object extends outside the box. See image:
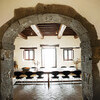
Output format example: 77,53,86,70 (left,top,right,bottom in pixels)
42,47,56,68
